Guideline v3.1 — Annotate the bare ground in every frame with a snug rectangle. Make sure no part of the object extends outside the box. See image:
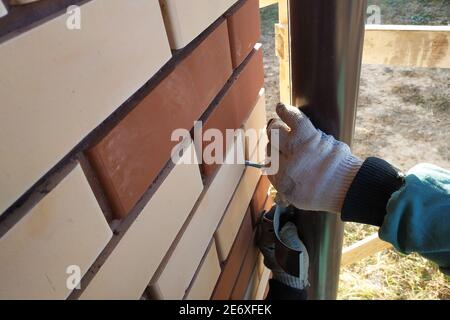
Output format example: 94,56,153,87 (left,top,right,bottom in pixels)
355,65,449,171
260,2,450,299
